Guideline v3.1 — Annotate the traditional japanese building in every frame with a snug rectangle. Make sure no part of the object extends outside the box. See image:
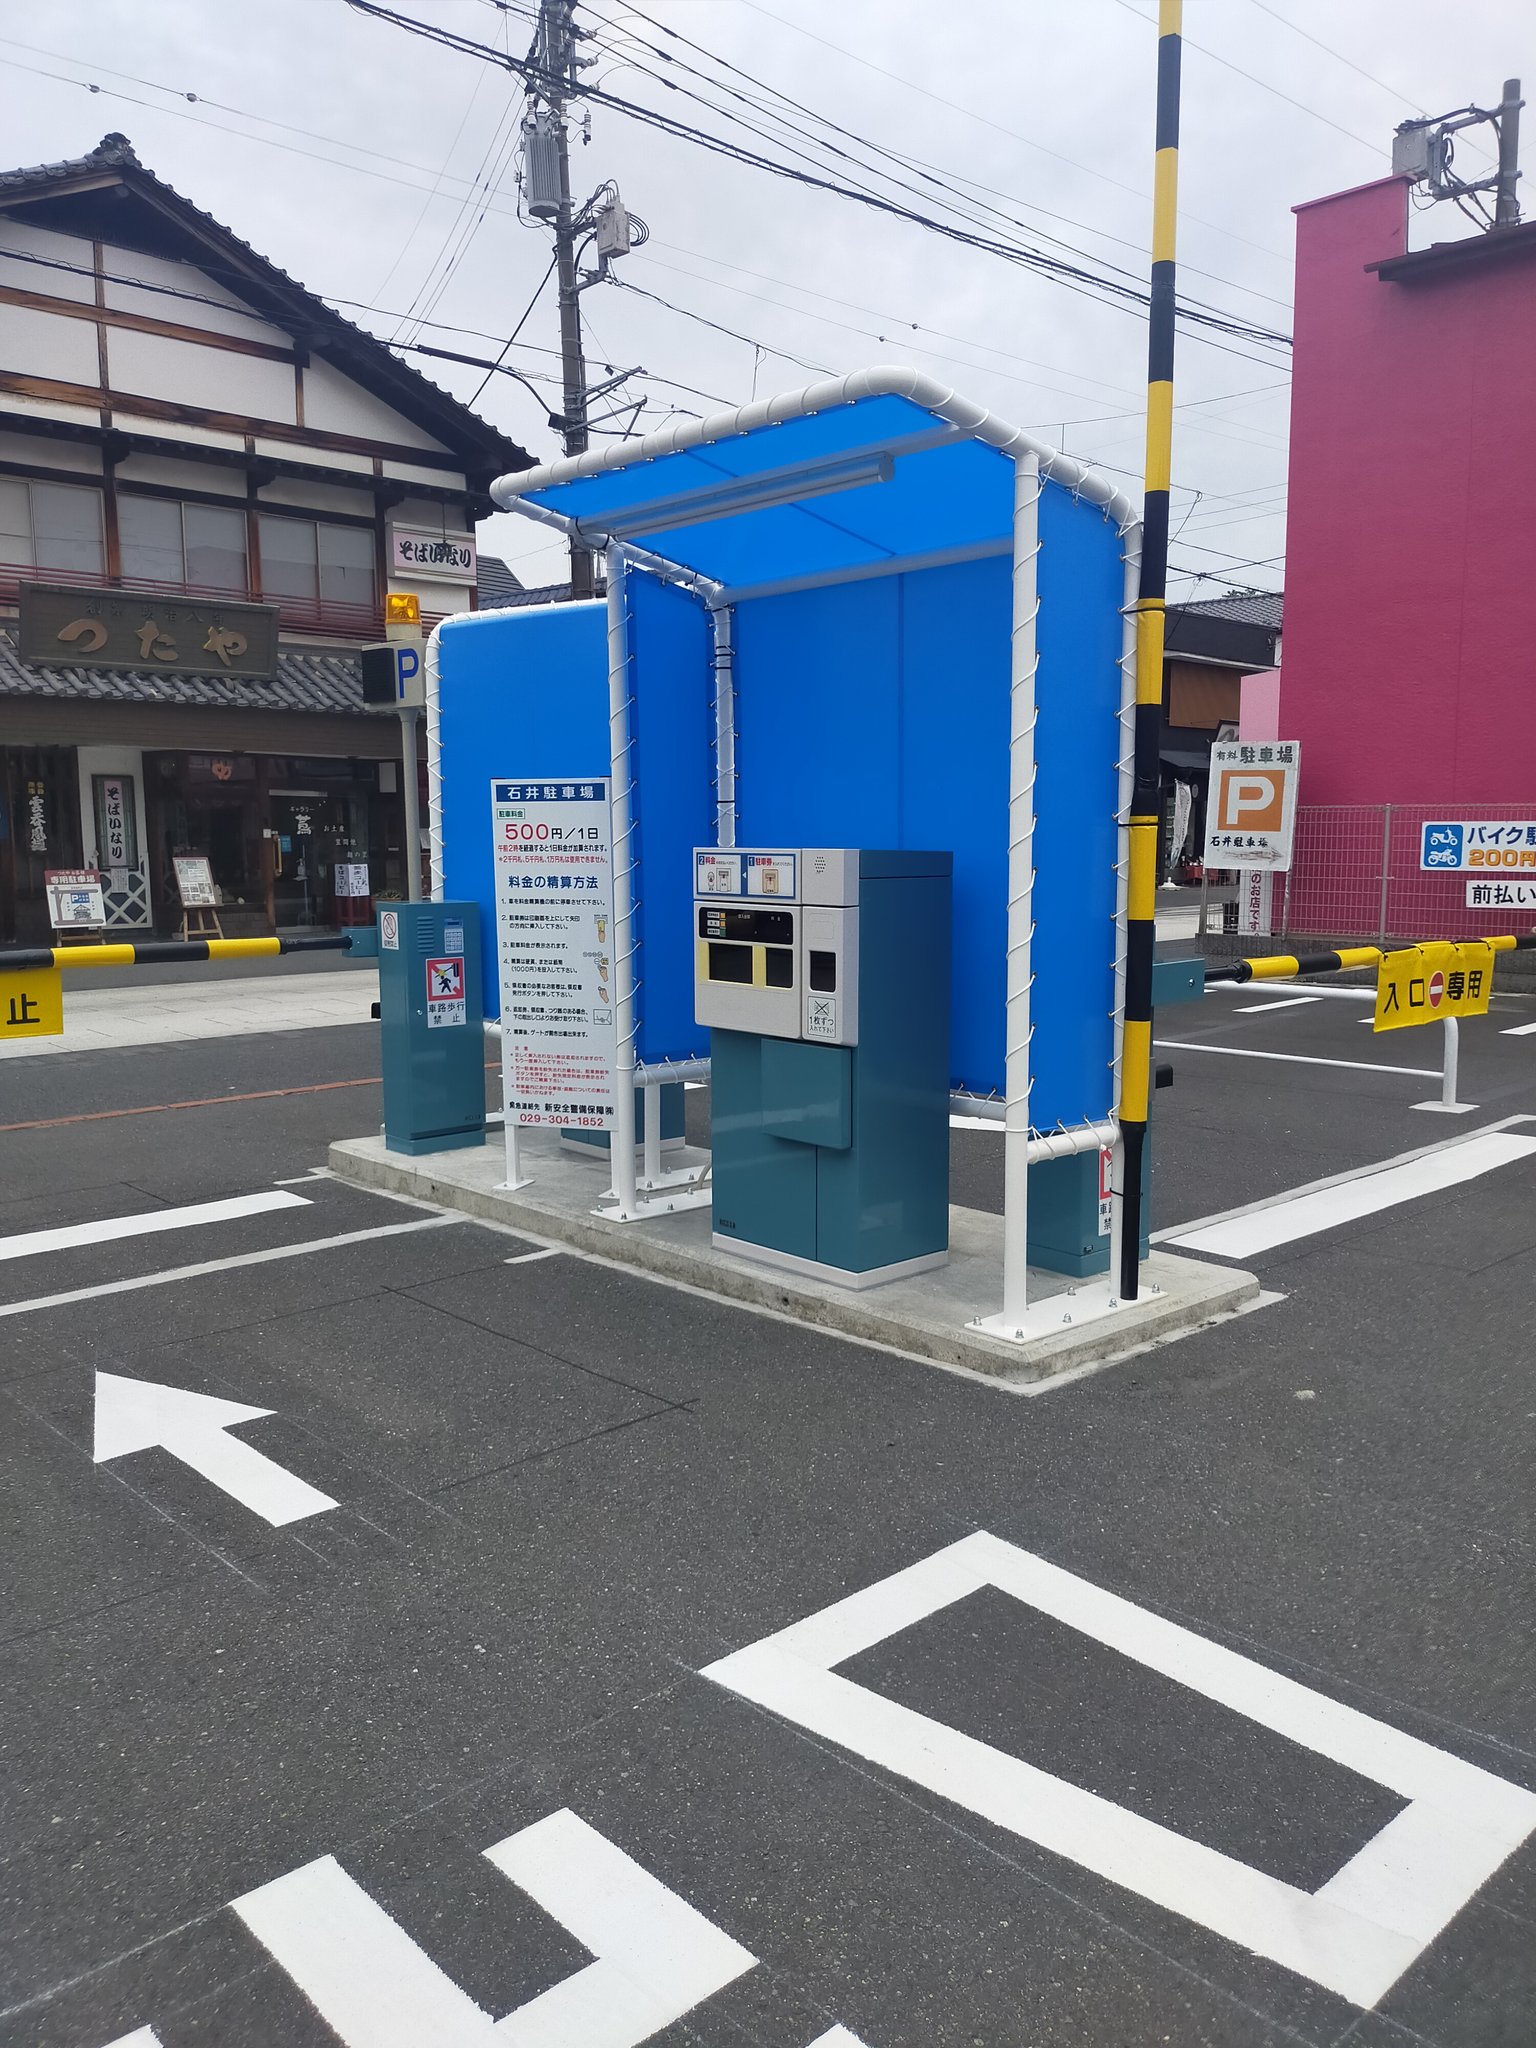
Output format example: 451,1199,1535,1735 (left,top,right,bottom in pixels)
0,134,532,942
